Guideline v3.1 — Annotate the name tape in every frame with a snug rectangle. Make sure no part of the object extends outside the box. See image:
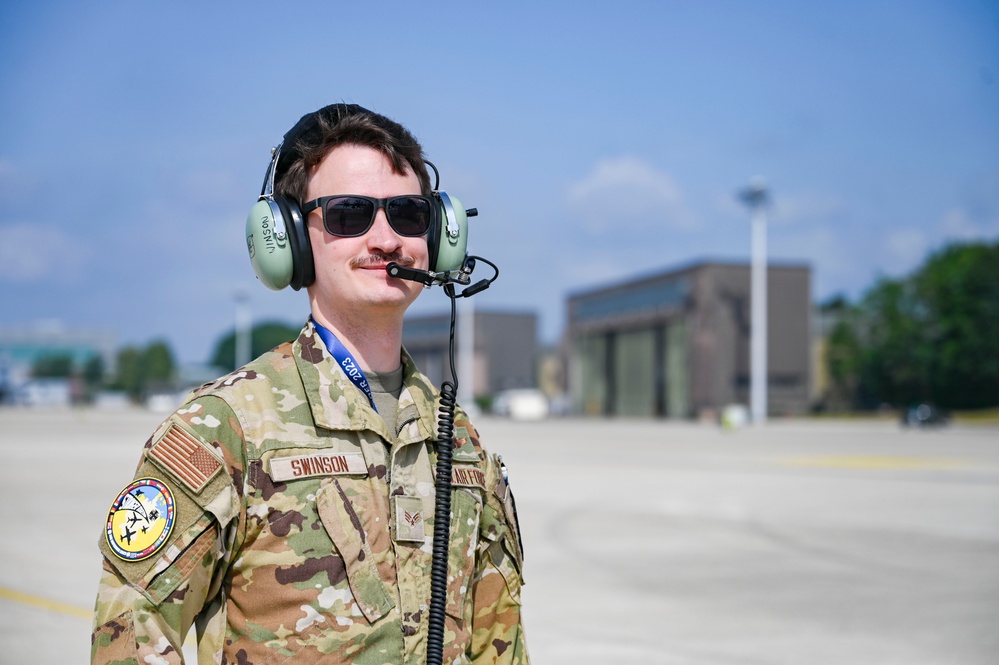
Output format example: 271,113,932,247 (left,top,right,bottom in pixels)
451,465,487,491
269,452,367,482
